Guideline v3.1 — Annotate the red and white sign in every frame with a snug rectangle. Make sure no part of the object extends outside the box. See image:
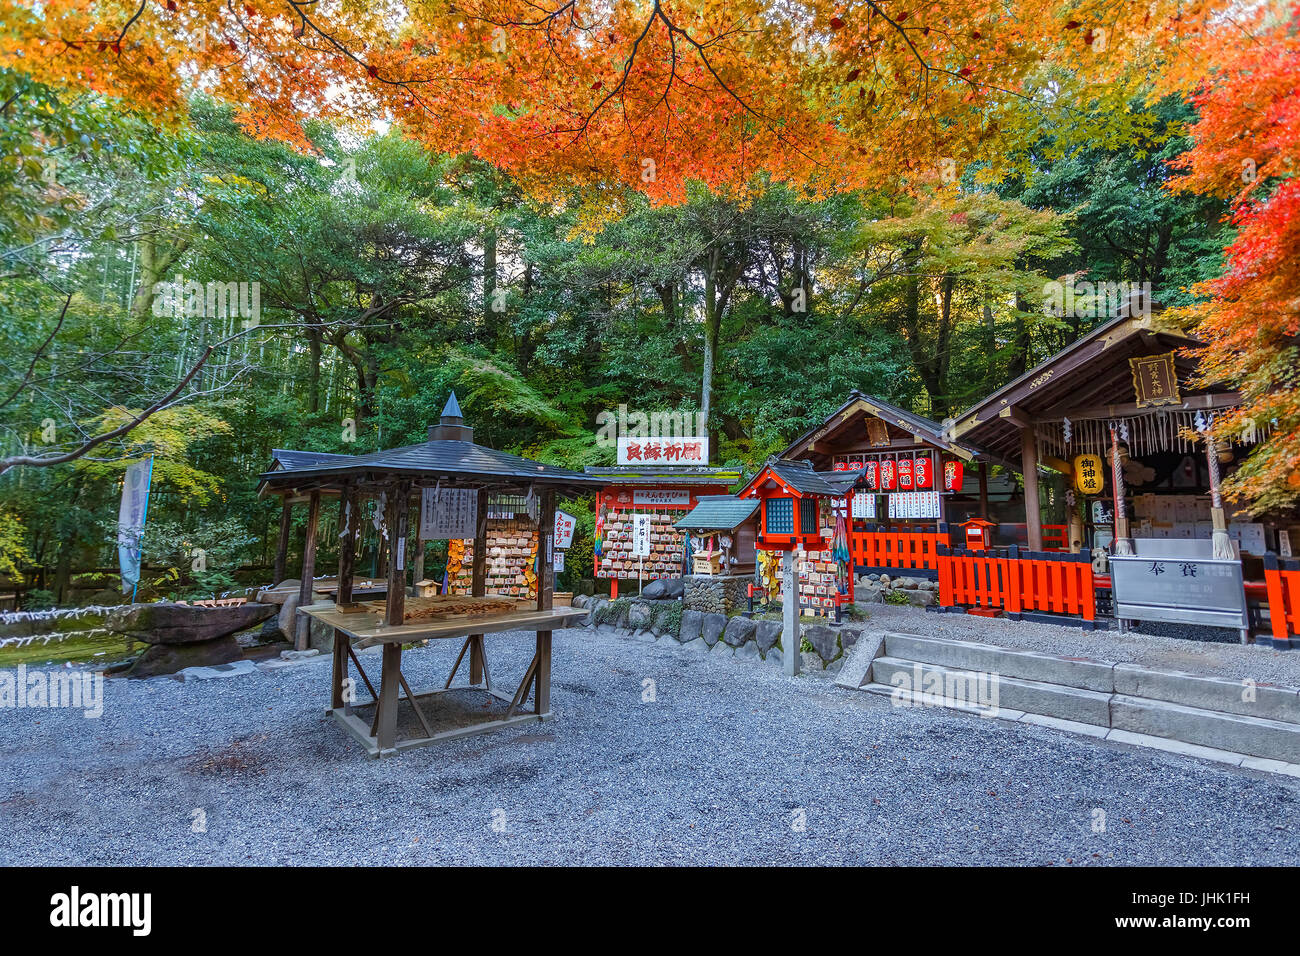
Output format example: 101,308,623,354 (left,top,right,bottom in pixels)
554,510,576,549
864,461,879,490
914,455,933,489
632,488,690,507
617,436,708,465
879,458,897,490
